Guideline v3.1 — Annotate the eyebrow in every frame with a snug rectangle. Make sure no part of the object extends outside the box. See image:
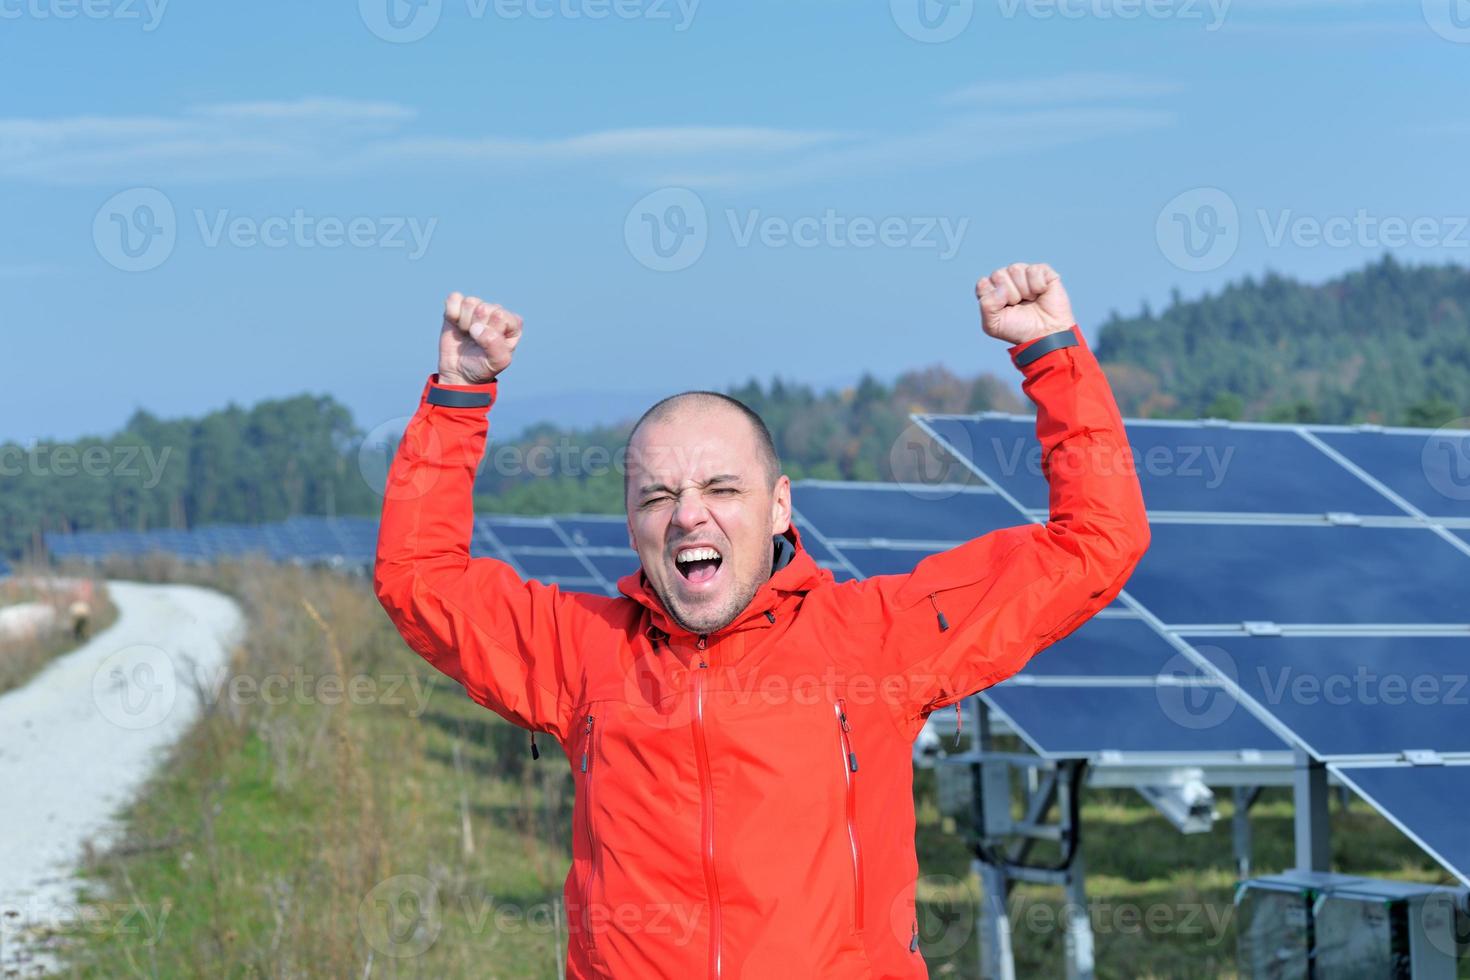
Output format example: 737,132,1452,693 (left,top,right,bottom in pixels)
637,474,743,496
